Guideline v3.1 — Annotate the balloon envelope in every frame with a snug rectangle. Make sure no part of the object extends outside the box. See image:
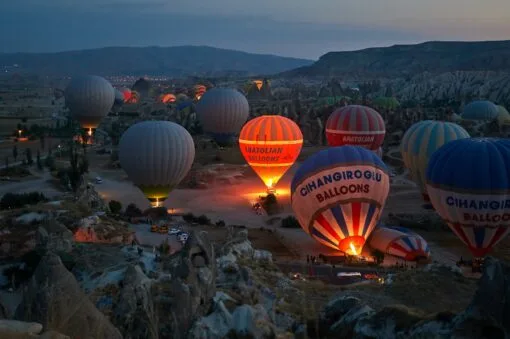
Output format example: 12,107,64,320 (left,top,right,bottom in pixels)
325,105,385,150
426,138,510,257
119,121,195,207
194,85,206,100
196,88,249,146
160,93,176,103
239,115,303,190
401,120,470,201
291,146,390,255
369,225,430,261
65,75,115,129
461,100,498,121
